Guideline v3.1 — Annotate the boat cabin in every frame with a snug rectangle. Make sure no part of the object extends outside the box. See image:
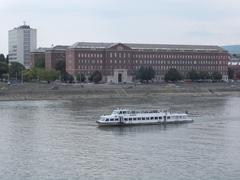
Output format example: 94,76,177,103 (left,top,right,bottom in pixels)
112,109,129,115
